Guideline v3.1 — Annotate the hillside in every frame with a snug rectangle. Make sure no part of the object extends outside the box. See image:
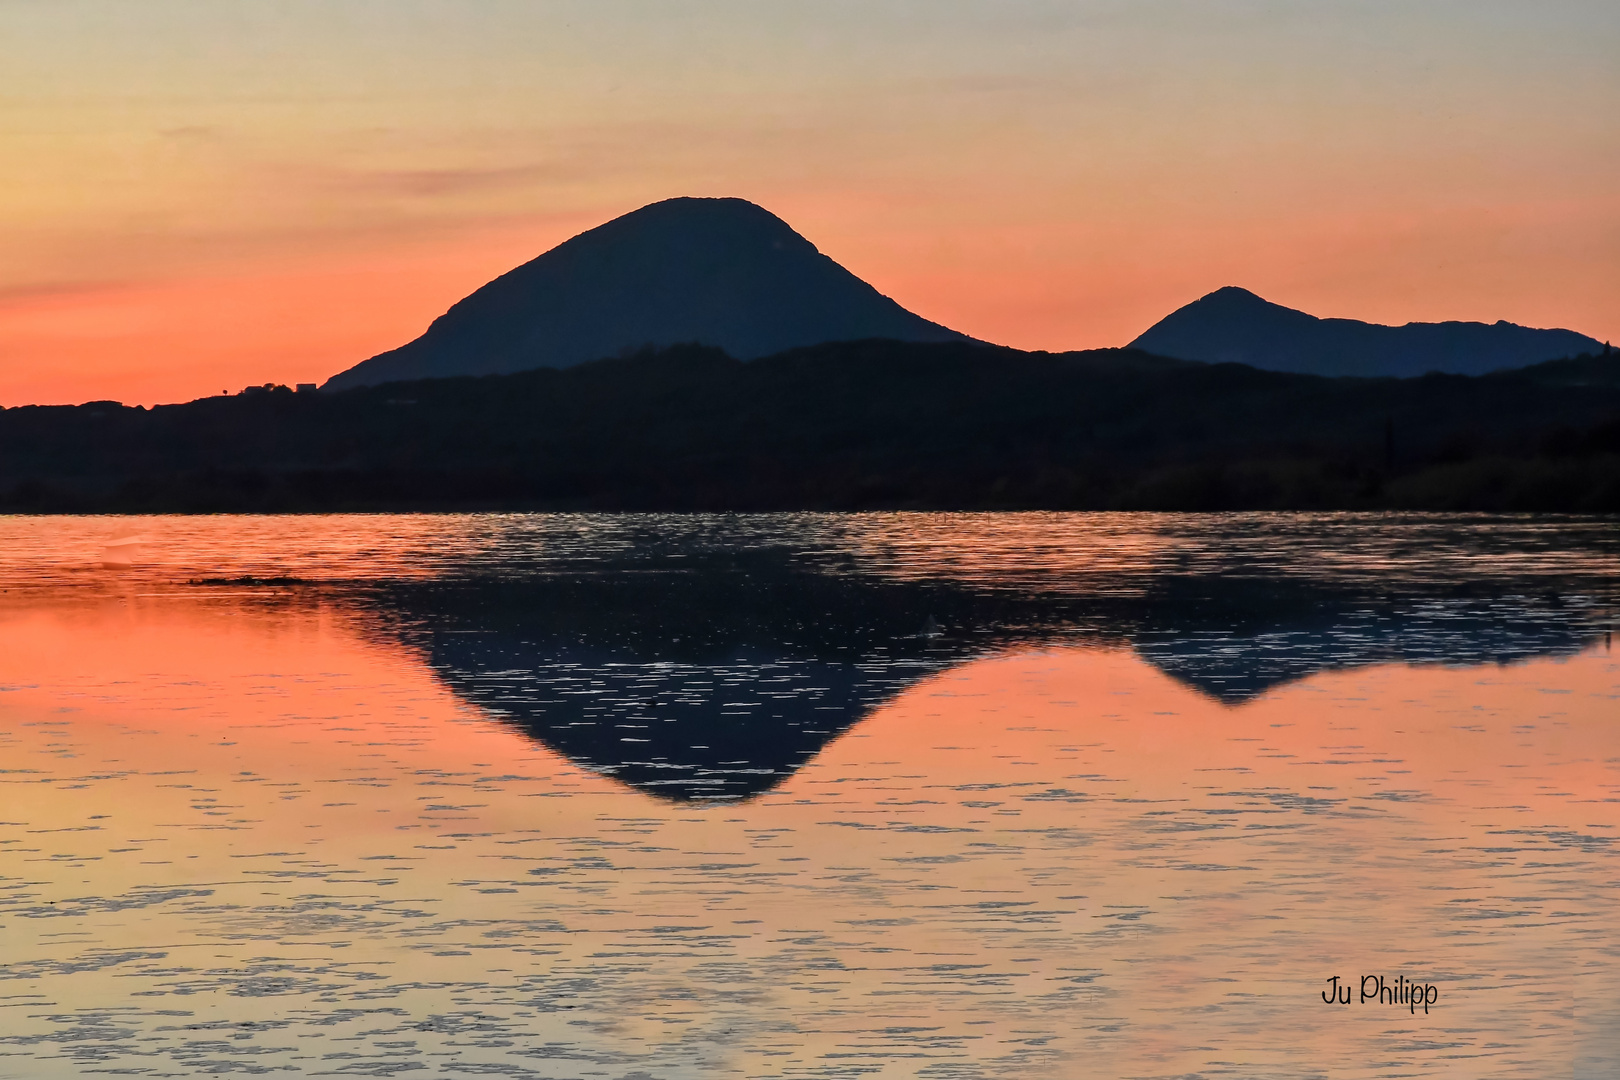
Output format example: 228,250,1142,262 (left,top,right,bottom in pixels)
4,341,1619,512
